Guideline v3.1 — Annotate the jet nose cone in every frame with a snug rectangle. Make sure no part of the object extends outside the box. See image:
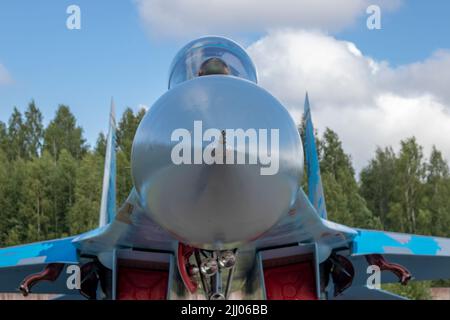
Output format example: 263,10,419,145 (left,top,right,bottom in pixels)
132,76,303,249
